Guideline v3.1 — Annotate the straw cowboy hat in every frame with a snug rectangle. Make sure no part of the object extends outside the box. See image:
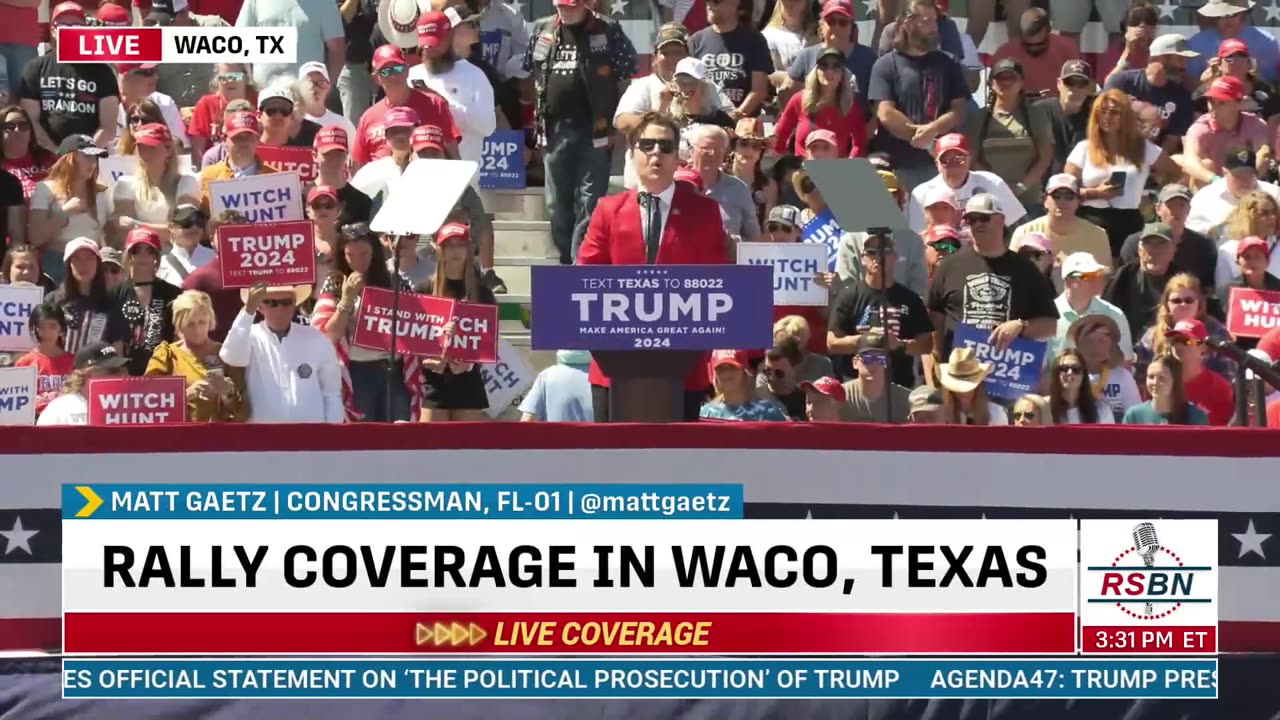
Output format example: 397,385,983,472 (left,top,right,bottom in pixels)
379,0,433,50
938,347,993,394
240,285,313,306
1066,313,1125,365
